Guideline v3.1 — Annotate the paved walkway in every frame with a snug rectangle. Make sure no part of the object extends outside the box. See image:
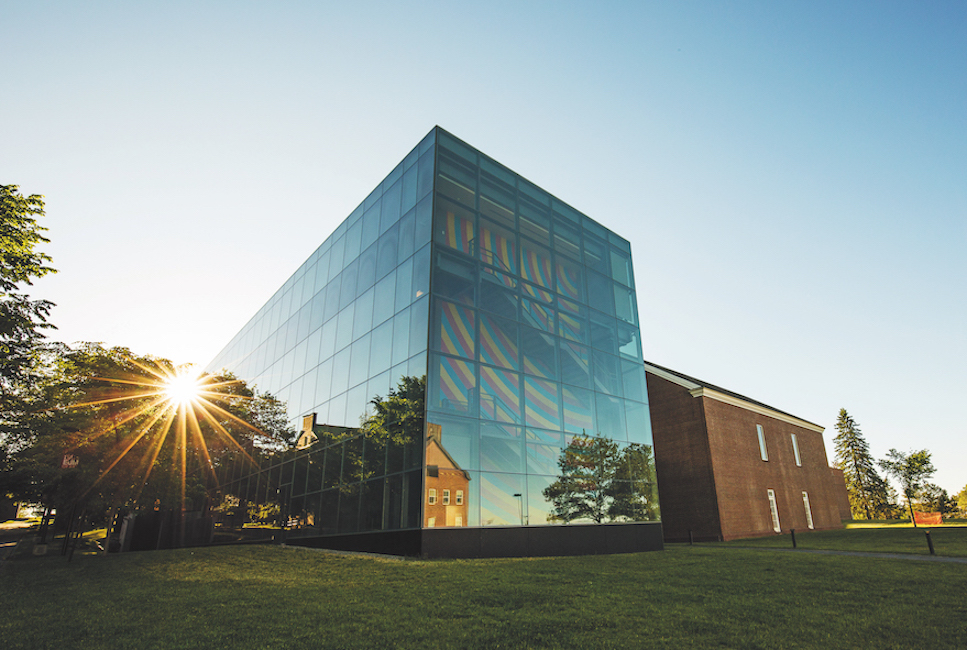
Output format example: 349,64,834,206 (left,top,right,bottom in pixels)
706,544,967,564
